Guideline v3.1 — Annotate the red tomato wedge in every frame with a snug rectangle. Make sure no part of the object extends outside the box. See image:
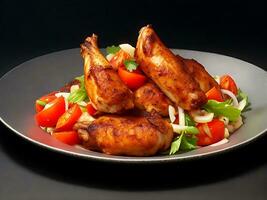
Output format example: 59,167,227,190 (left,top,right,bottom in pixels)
196,118,225,146
205,86,223,102
220,75,238,95
35,96,66,127
118,66,146,90
109,49,131,69
52,131,80,145
35,93,57,112
55,104,82,132
87,103,97,116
